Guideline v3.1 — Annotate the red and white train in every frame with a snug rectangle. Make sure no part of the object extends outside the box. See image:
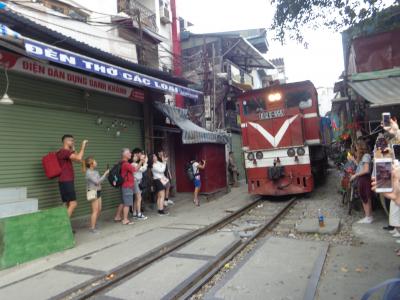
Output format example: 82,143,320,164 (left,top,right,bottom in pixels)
238,80,328,196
